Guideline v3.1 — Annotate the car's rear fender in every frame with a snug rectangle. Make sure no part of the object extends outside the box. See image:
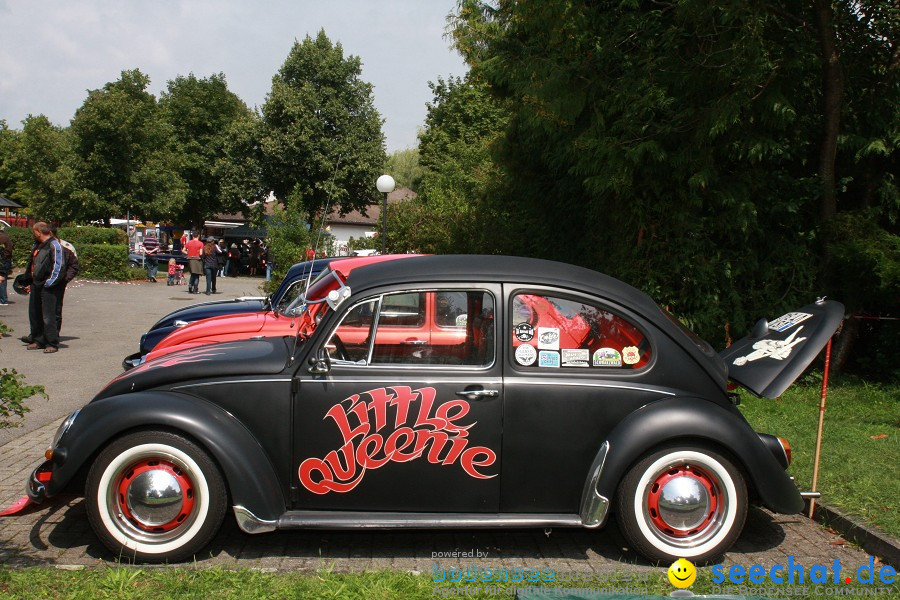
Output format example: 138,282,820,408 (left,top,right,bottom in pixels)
44,391,286,522
589,397,803,519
